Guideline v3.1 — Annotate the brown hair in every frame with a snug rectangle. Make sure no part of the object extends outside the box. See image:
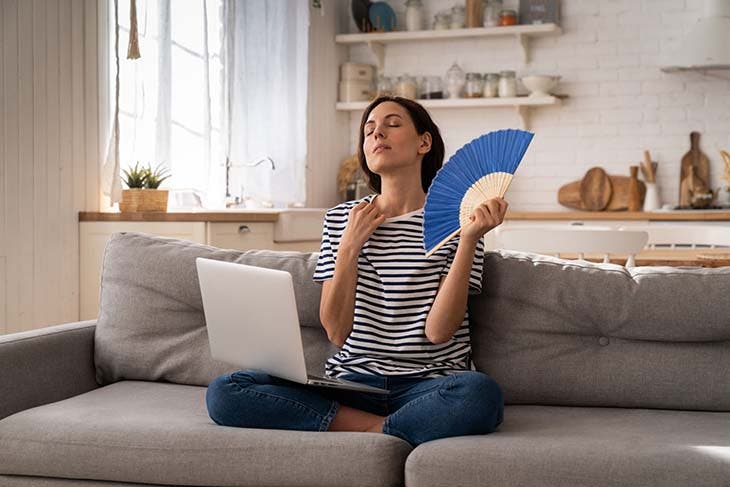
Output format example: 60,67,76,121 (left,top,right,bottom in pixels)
357,96,445,194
